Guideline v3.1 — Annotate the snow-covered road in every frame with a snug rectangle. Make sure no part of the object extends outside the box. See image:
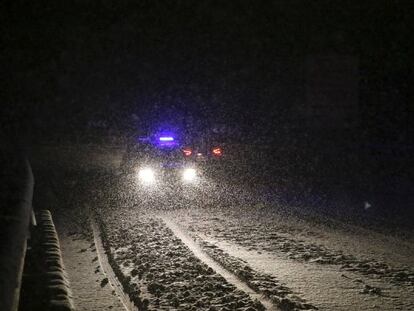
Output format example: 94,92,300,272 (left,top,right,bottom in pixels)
81,170,414,310
161,207,414,310
93,191,413,311
31,151,414,311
